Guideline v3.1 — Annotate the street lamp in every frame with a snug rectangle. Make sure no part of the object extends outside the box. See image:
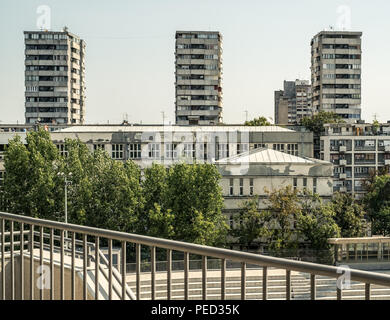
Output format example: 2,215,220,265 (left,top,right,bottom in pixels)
57,172,72,238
